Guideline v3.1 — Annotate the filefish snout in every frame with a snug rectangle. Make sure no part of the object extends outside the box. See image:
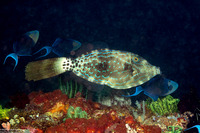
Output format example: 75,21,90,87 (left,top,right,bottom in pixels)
149,66,161,76
142,60,160,74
